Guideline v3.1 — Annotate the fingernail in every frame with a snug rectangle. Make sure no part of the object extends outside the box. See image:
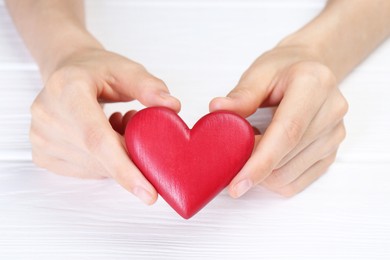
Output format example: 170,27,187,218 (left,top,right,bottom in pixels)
233,179,253,198
133,186,153,205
